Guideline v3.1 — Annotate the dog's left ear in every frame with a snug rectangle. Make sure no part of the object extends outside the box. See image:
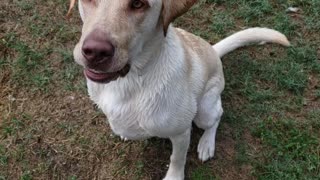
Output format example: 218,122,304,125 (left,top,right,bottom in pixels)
162,0,198,36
